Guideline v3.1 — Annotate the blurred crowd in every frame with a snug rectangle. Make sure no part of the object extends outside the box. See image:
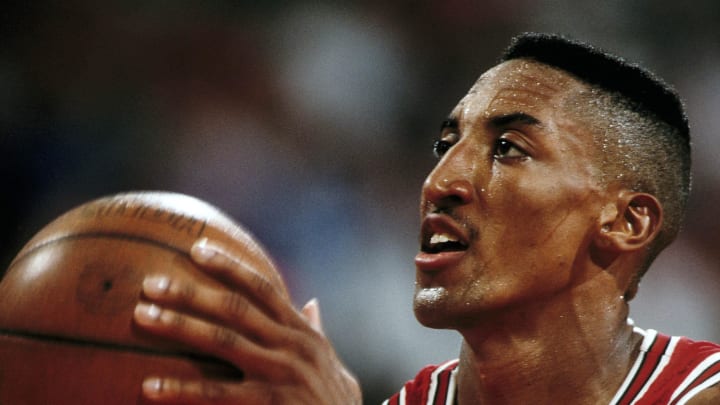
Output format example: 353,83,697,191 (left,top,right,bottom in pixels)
2,1,719,402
